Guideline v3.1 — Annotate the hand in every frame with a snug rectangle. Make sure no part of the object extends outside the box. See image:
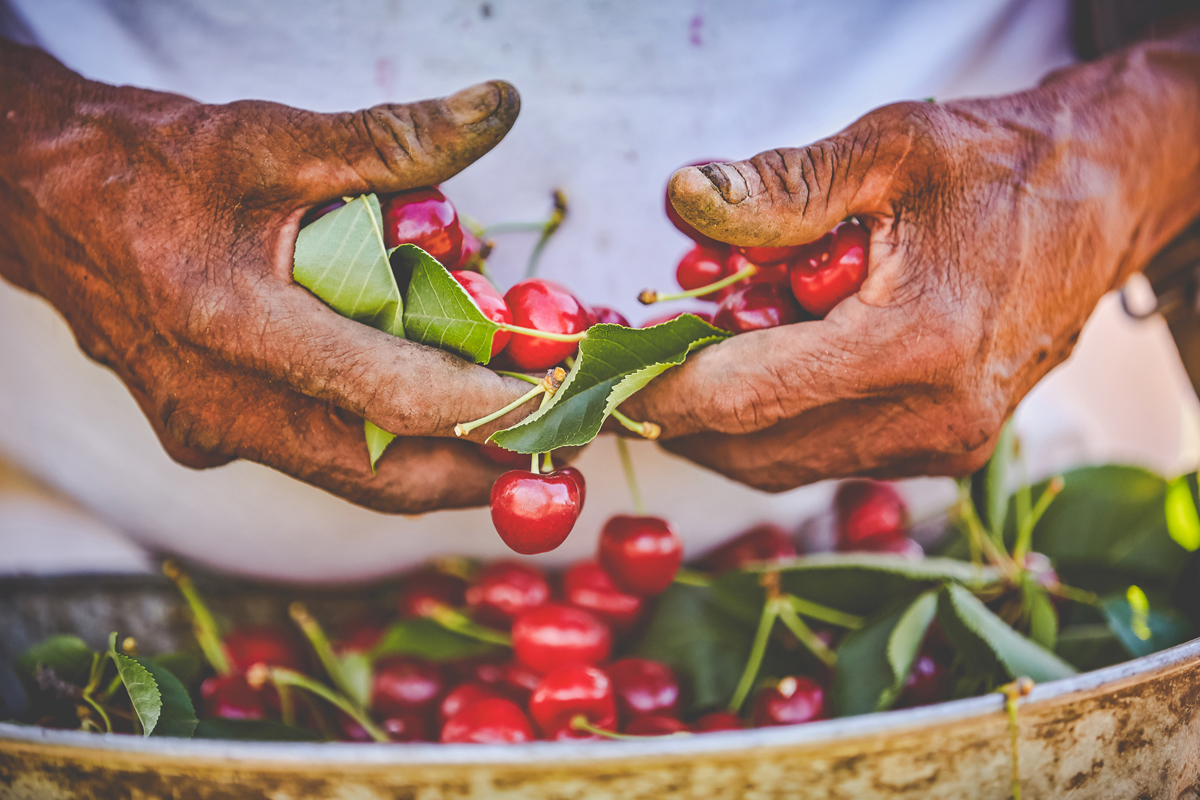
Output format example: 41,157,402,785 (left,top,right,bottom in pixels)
627,31,1200,490
0,40,531,512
